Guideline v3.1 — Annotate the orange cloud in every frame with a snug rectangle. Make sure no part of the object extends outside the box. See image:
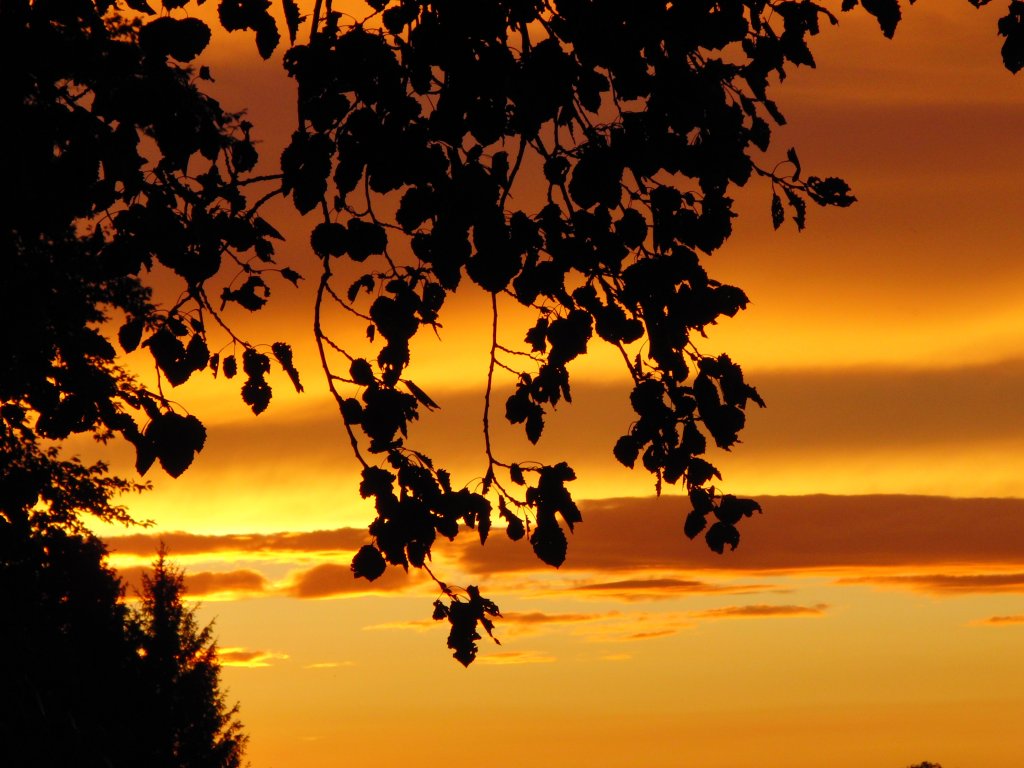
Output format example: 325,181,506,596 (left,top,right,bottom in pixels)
500,611,618,625
284,562,426,598
475,651,557,666
186,569,268,597
116,566,268,599
978,615,1024,626
106,528,368,558
690,603,828,620
218,647,289,668
840,573,1024,595
456,495,1024,575
572,577,778,601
